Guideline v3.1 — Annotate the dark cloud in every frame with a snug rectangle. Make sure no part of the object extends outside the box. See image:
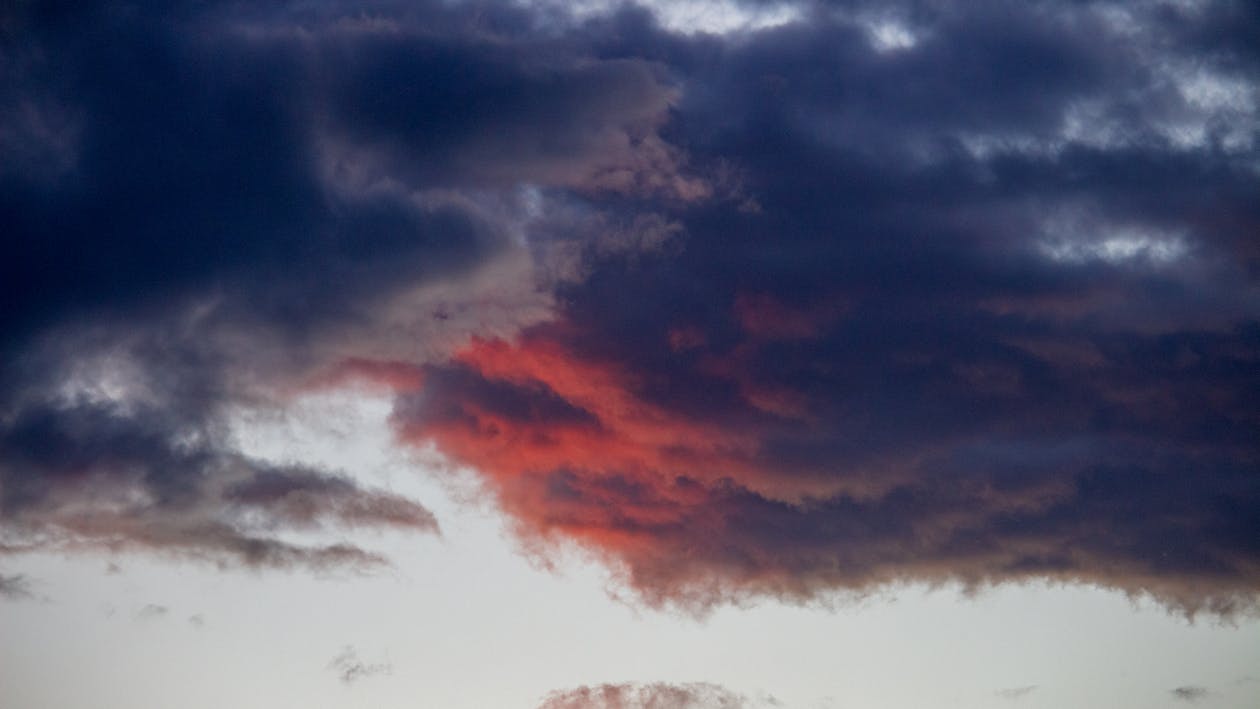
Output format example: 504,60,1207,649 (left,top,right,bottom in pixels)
0,375,438,569
1170,686,1211,703
2,0,1258,614
391,0,1260,615
995,685,1038,700
327,646,391,684
1,0,688,571
537,682,757,709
